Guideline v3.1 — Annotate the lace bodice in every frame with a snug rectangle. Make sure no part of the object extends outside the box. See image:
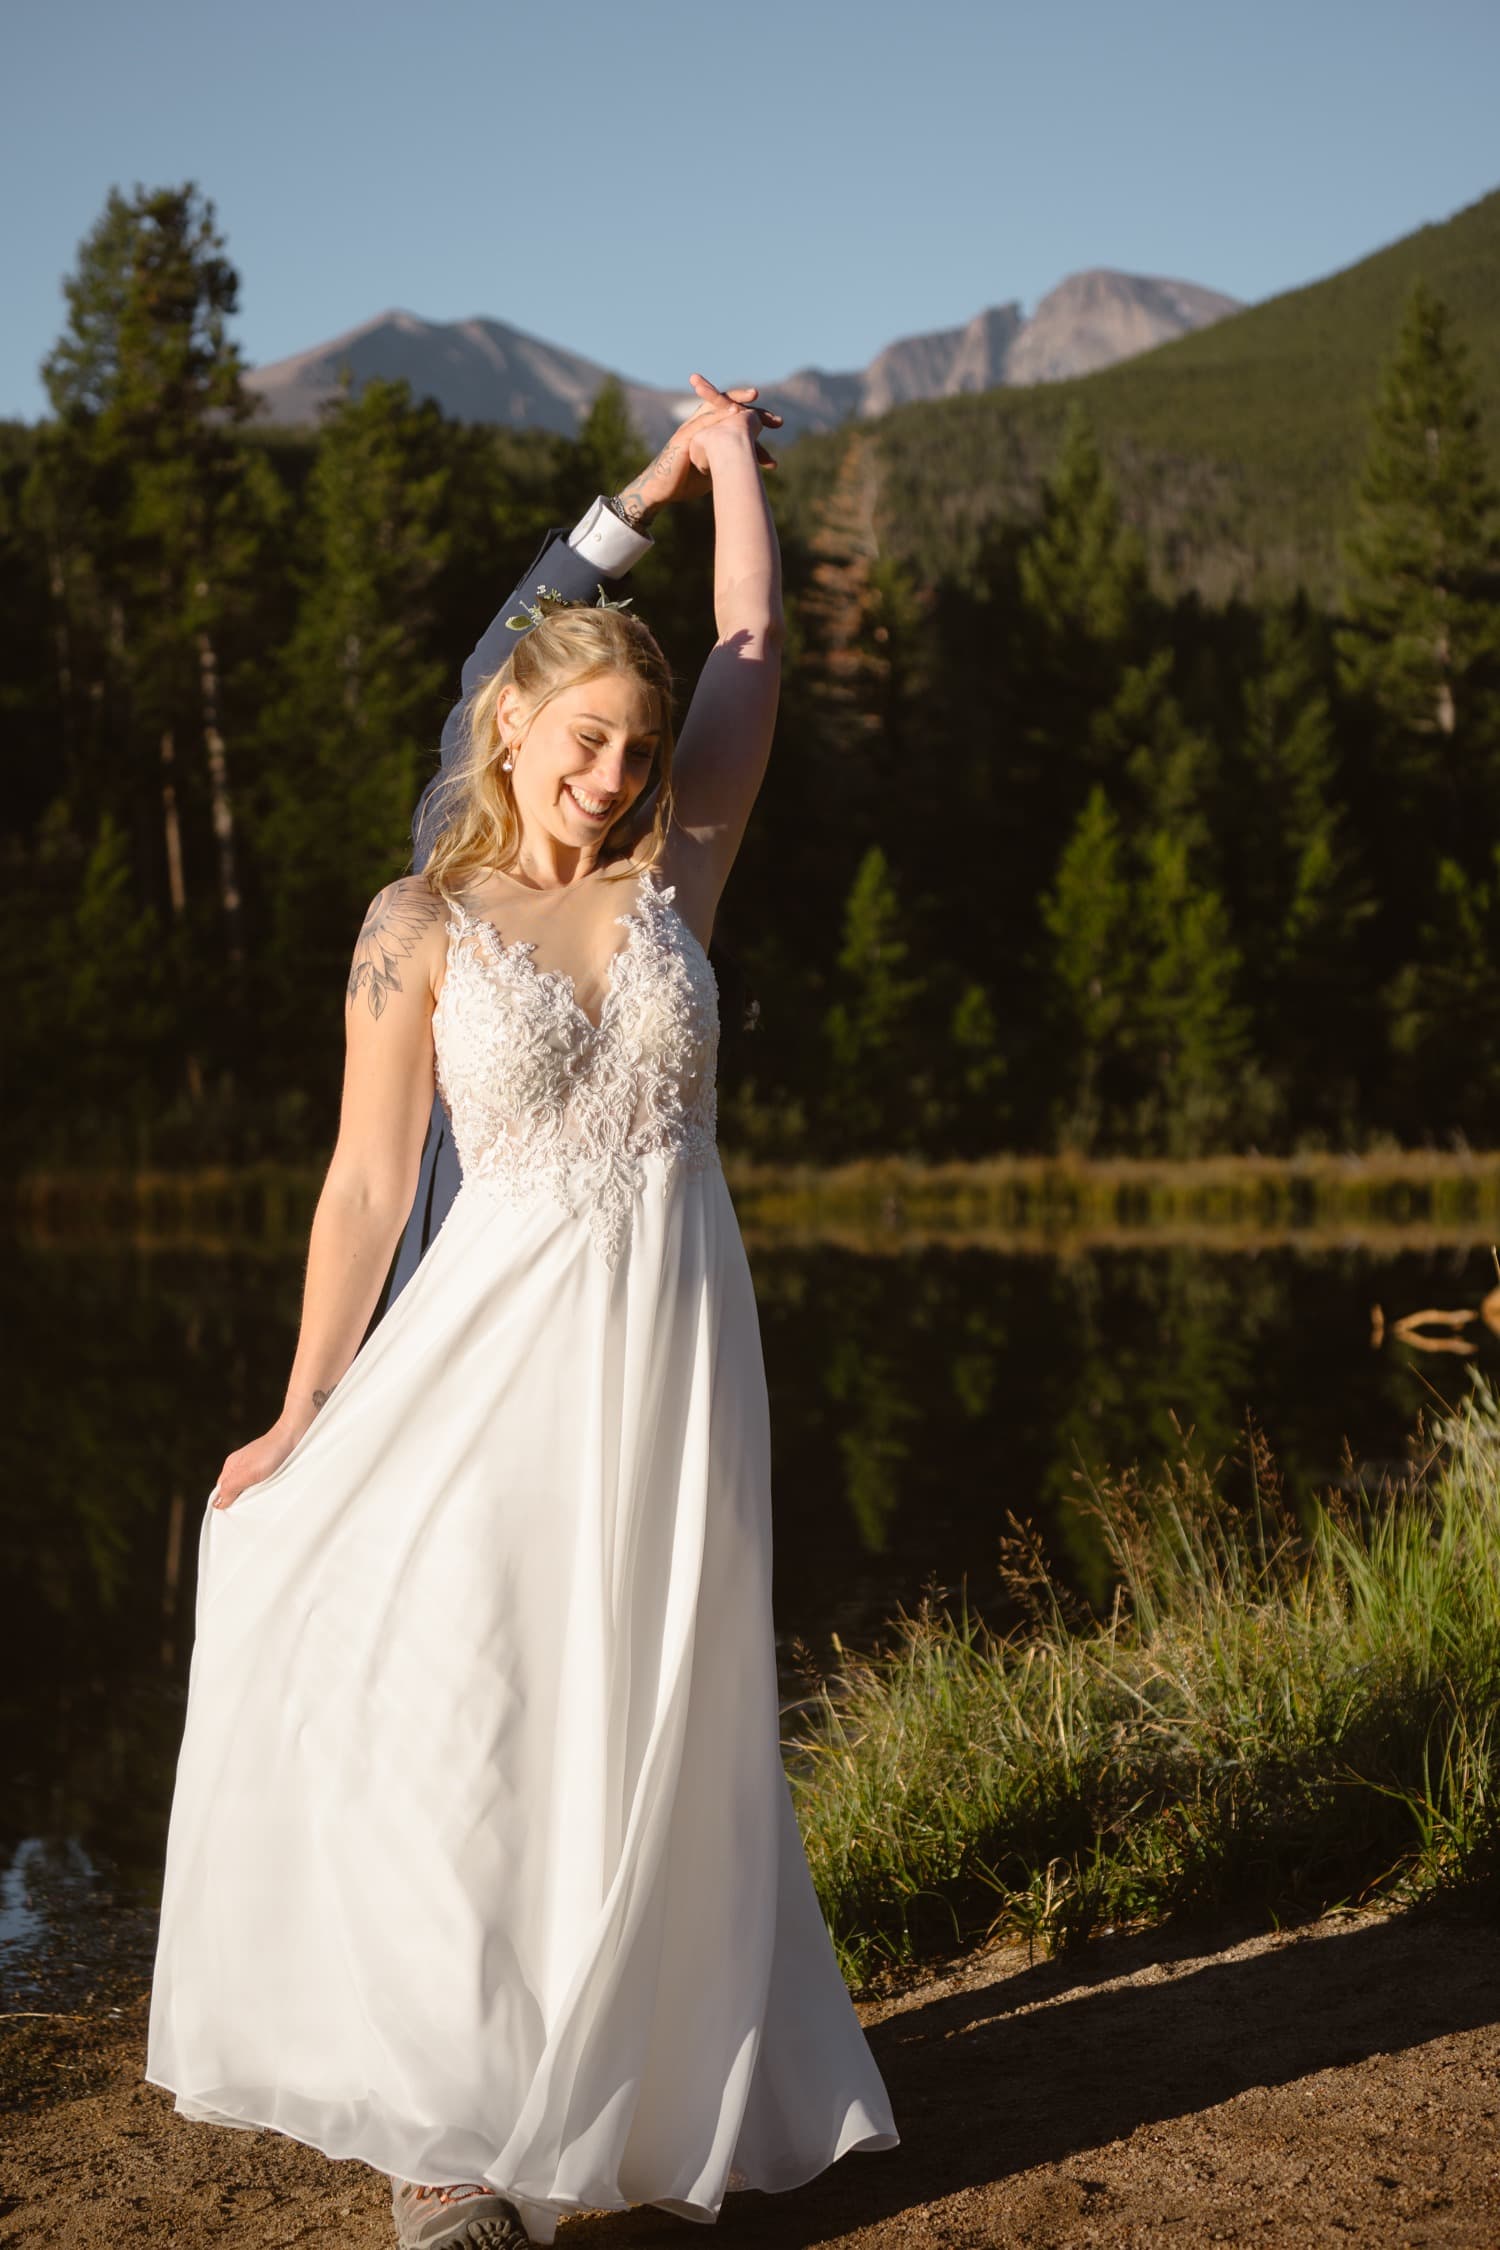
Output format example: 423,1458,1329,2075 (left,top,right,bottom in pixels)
431,864,720,1266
